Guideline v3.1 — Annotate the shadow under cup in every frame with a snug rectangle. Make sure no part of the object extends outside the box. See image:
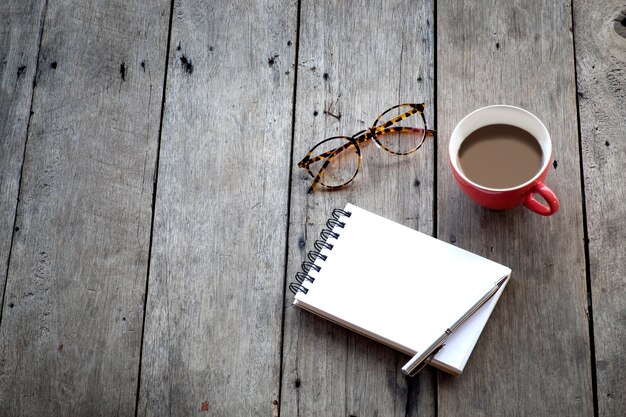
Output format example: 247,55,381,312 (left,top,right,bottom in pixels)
449,105,560,216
